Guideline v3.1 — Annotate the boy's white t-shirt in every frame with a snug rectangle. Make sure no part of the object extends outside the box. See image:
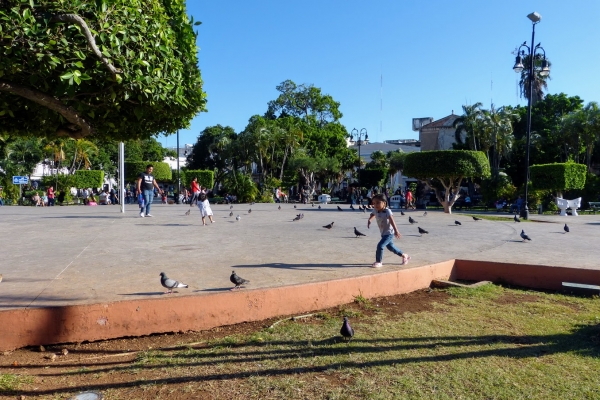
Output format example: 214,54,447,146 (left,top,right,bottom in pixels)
372,208,394,236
